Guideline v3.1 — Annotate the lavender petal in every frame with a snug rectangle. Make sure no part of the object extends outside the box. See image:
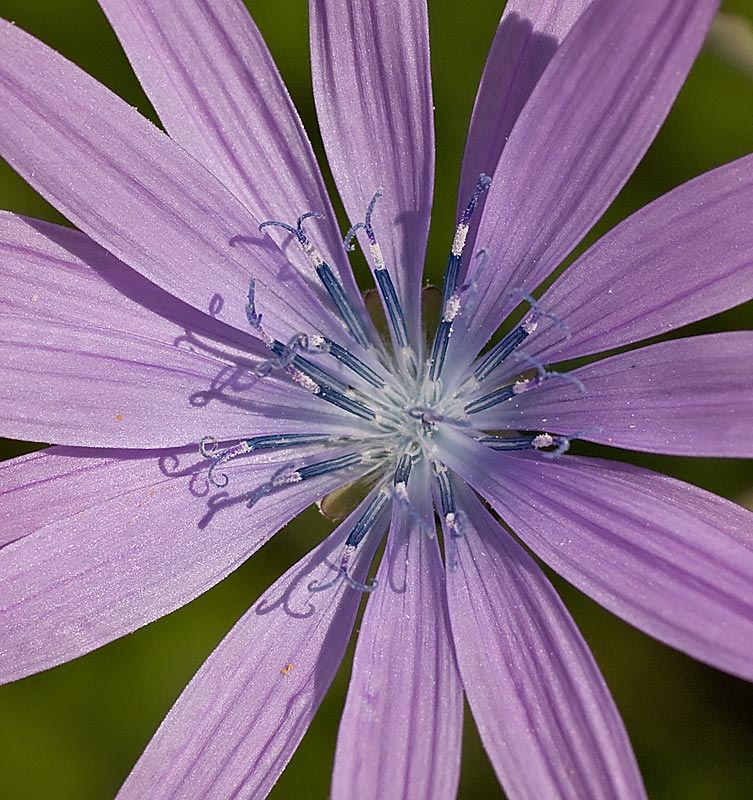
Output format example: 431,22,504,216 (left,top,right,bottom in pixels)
0,444,369,684
98,0,365,311
0,214,356,447
462,0,719,357
490,332,753,457
437,428,753,683
526,154,753,363
310,0,434,340
448,482,646,800
458,0,592,256
0,18,340,343
332,467,462,799
117,498,385,800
